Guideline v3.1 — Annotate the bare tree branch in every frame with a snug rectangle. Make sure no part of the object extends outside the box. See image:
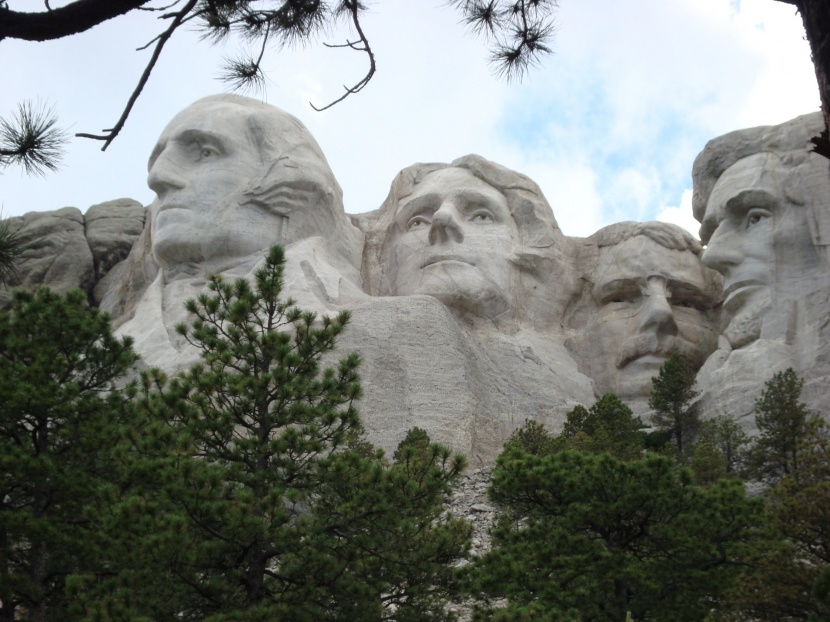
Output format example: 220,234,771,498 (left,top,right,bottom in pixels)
0,0,156,42
310,1,376,112
75,0,200,150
